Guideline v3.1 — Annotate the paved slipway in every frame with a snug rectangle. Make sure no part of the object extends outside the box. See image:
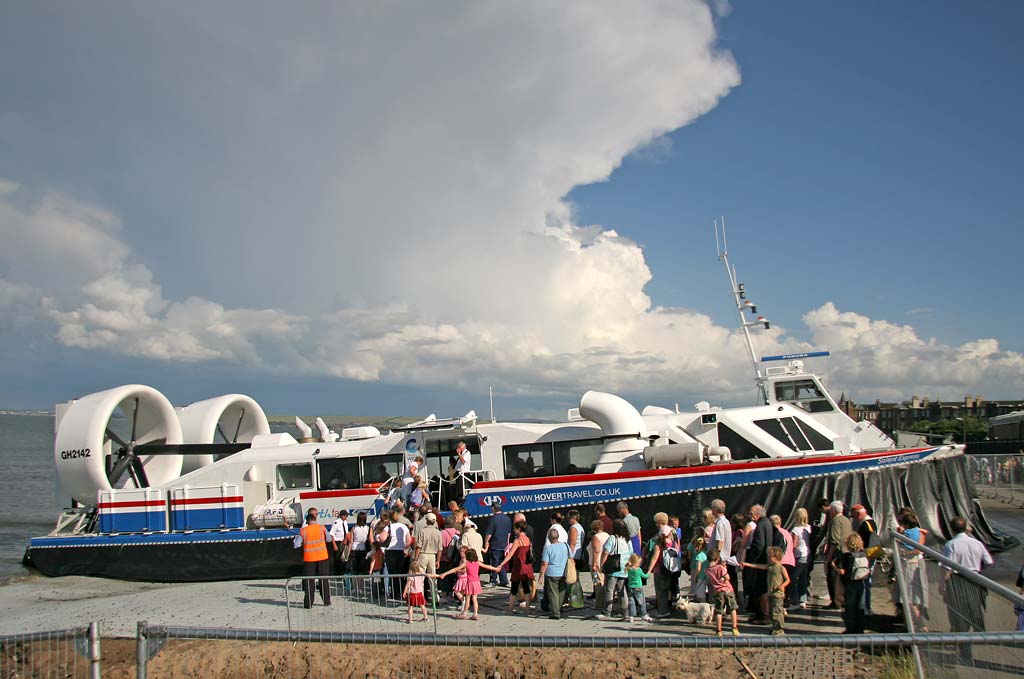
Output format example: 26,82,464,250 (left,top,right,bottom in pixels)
3,500,1019,638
